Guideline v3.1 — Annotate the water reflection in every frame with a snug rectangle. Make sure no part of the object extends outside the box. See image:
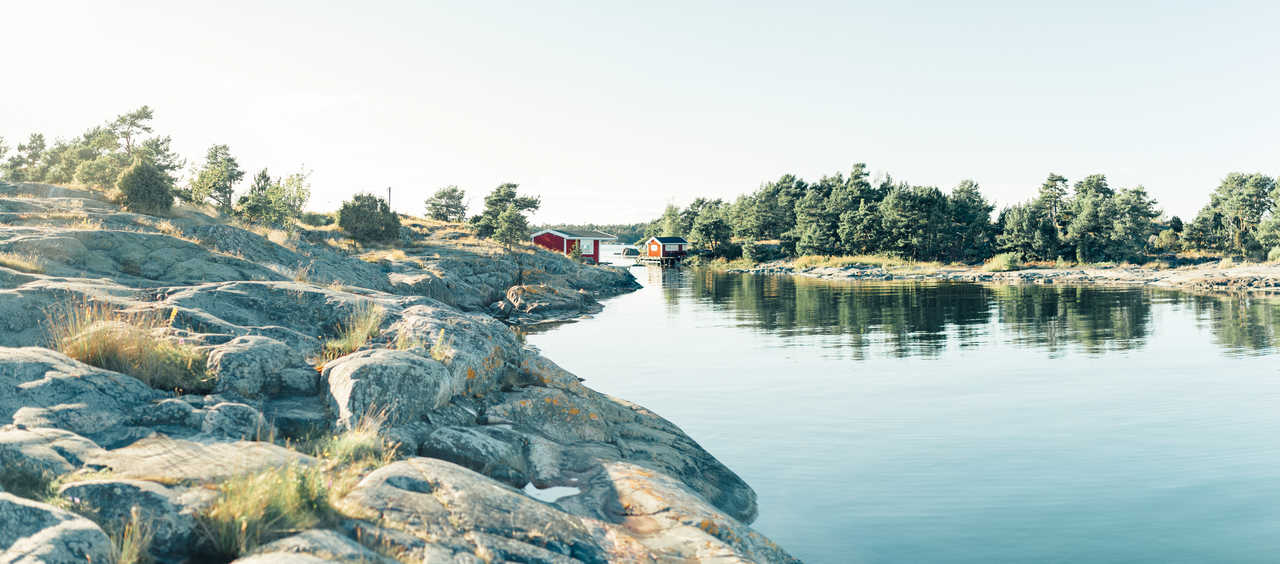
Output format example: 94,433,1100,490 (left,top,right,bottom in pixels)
673,268,1280,358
